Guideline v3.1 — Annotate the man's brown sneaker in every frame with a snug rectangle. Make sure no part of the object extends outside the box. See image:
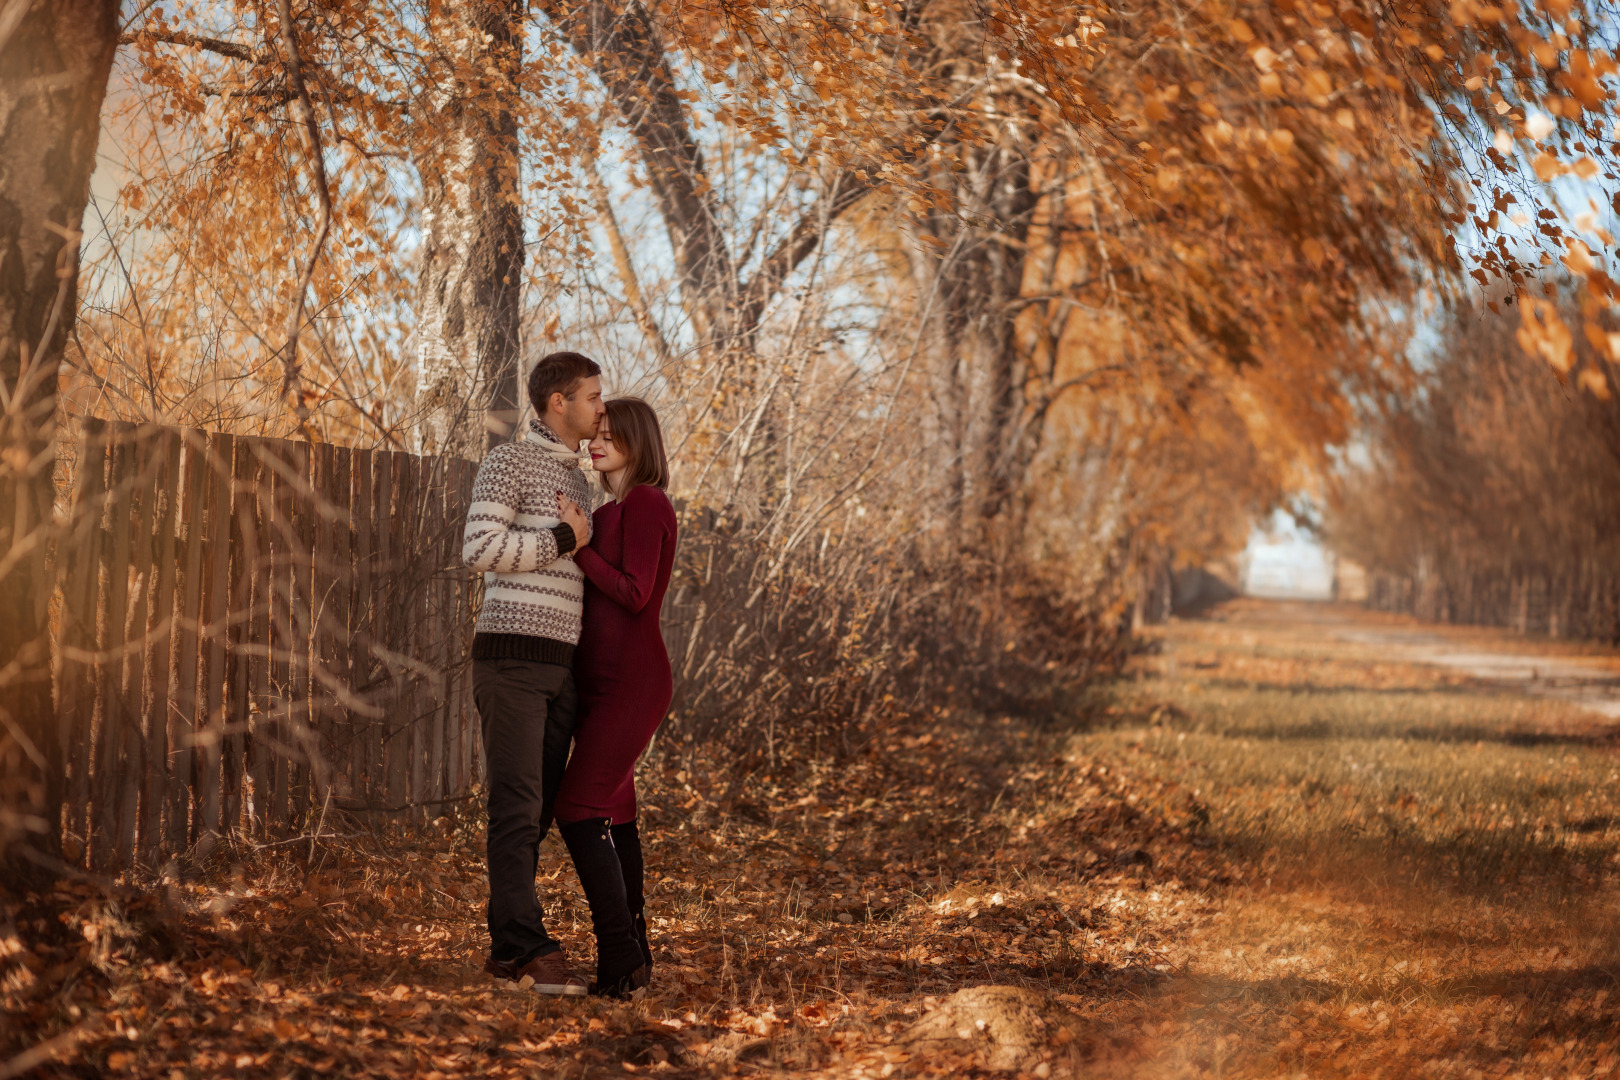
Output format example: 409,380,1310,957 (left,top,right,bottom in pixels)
483,951,588,996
